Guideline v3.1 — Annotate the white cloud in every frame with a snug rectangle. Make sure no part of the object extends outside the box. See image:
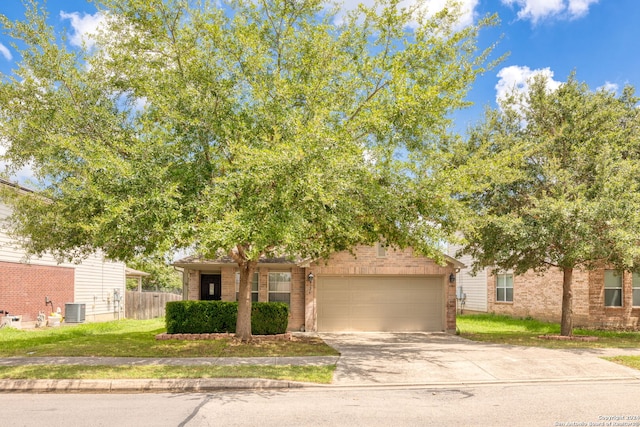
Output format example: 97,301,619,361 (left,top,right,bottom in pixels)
598,81,619,94
59,11,106,48
567,0,599,18
501,0,598,24
337,0,479,29
0,143,36,185
0,43,12,61
495,65,561,106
